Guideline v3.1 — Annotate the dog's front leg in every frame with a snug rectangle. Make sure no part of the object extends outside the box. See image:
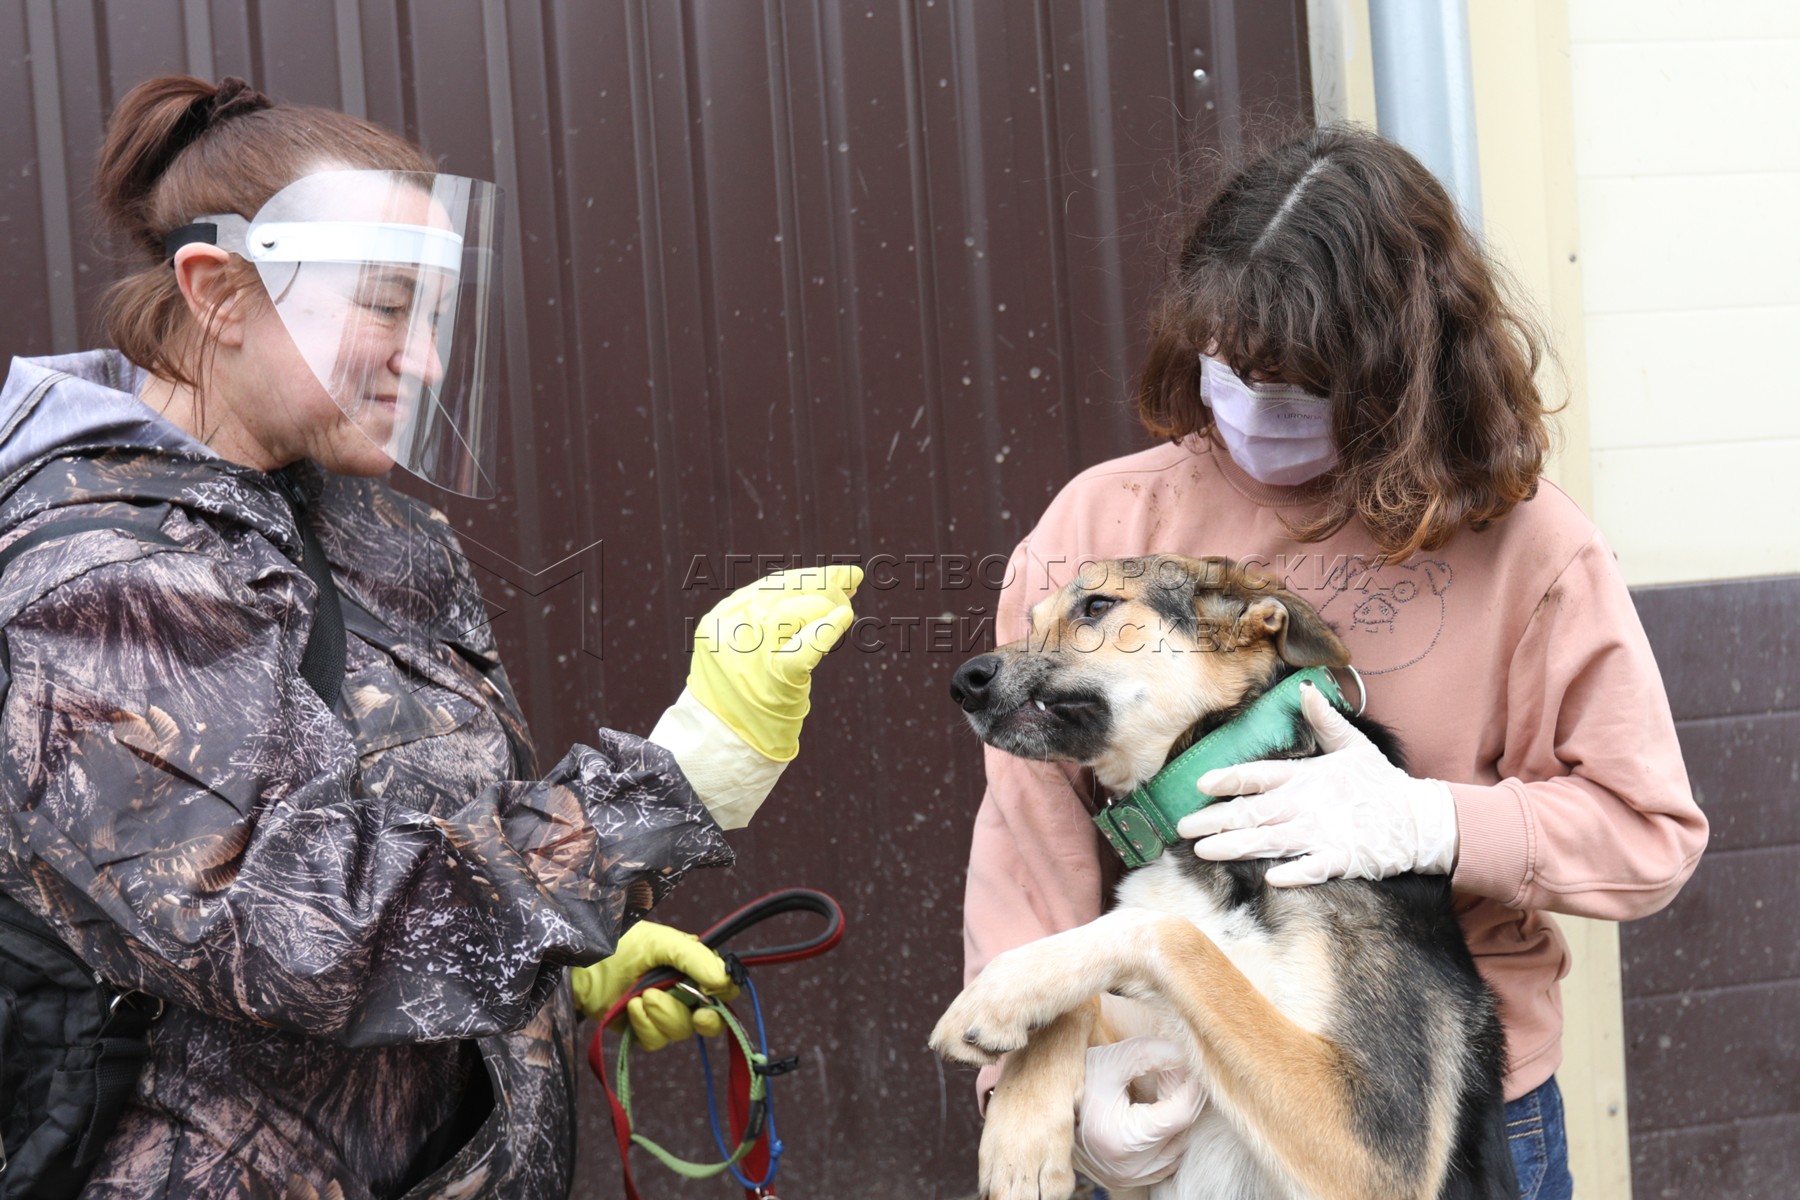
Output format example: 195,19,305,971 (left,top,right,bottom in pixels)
932,914,1166,1199
975,998,1097,1200
936,908,1408,1200
932,909,1173,1067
